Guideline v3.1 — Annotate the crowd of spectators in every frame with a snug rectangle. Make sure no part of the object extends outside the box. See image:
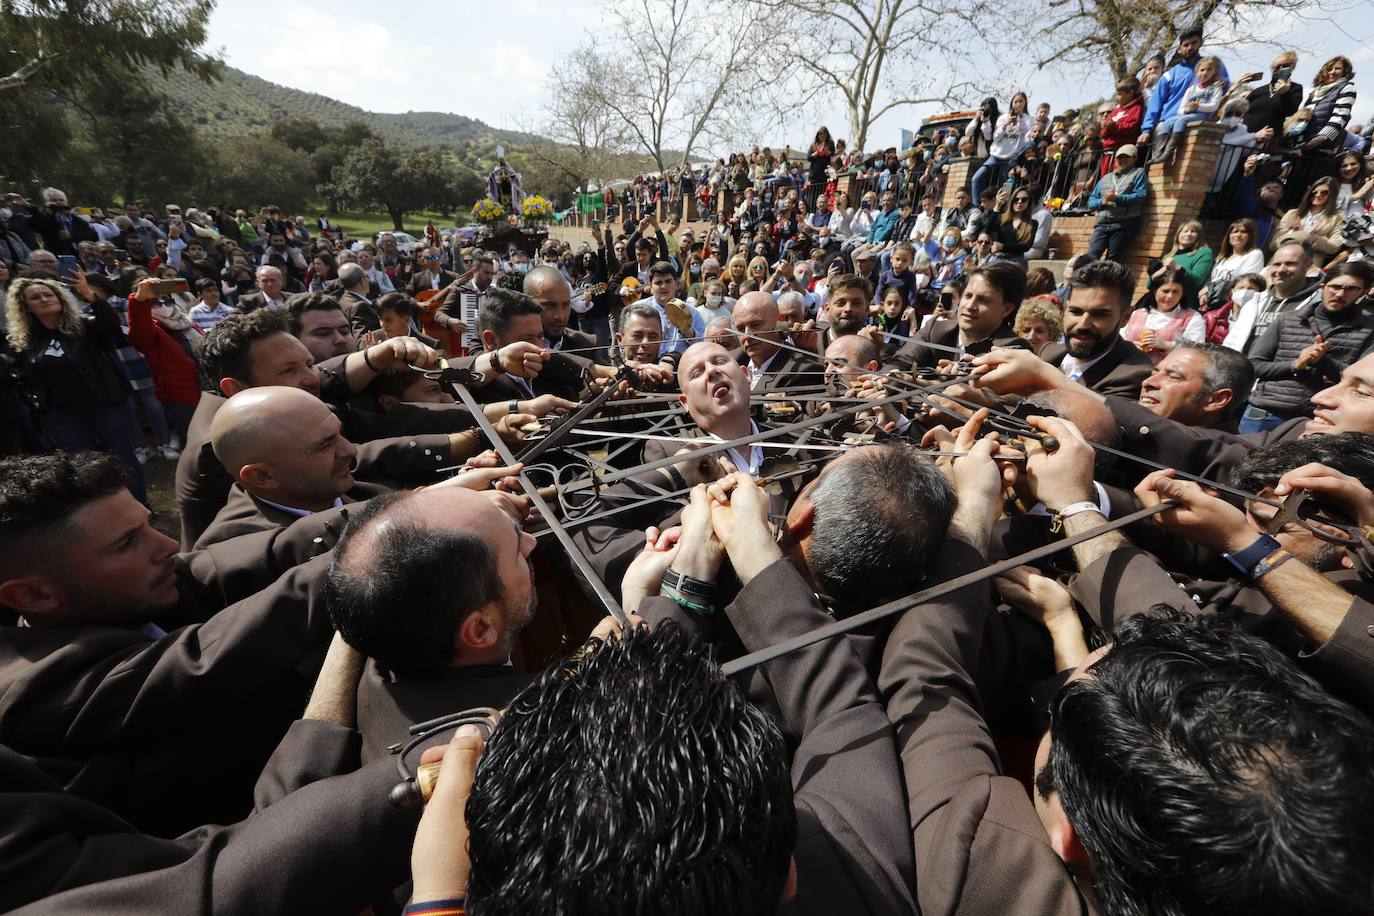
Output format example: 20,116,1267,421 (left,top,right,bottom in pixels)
7,22,1374,916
